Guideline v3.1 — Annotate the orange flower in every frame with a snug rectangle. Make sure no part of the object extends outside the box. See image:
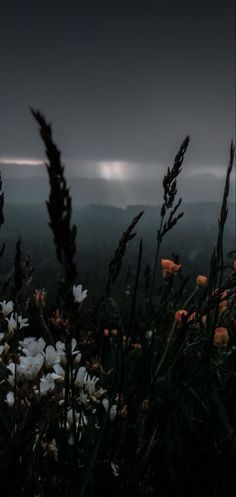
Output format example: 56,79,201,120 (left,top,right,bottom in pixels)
214,327,229,346
161,259,182,277
196,275,208,287
175,309,188,325
133,343,142,350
